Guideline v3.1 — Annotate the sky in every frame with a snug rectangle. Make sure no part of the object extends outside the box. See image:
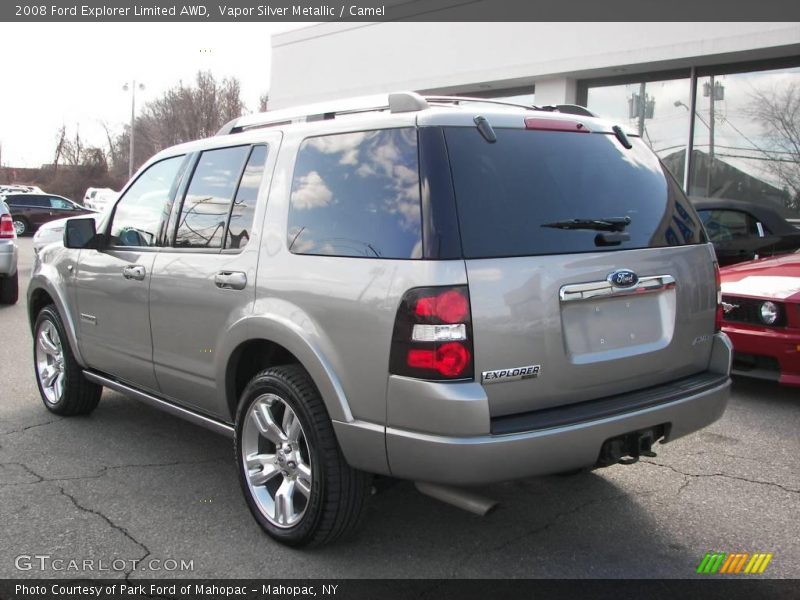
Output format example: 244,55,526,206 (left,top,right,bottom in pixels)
0,22,312,168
